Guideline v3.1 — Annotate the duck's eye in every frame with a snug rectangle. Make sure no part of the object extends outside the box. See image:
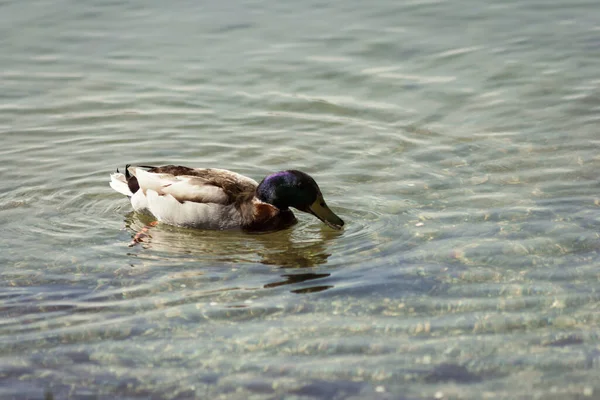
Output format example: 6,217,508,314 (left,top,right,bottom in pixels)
320,201,326,207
